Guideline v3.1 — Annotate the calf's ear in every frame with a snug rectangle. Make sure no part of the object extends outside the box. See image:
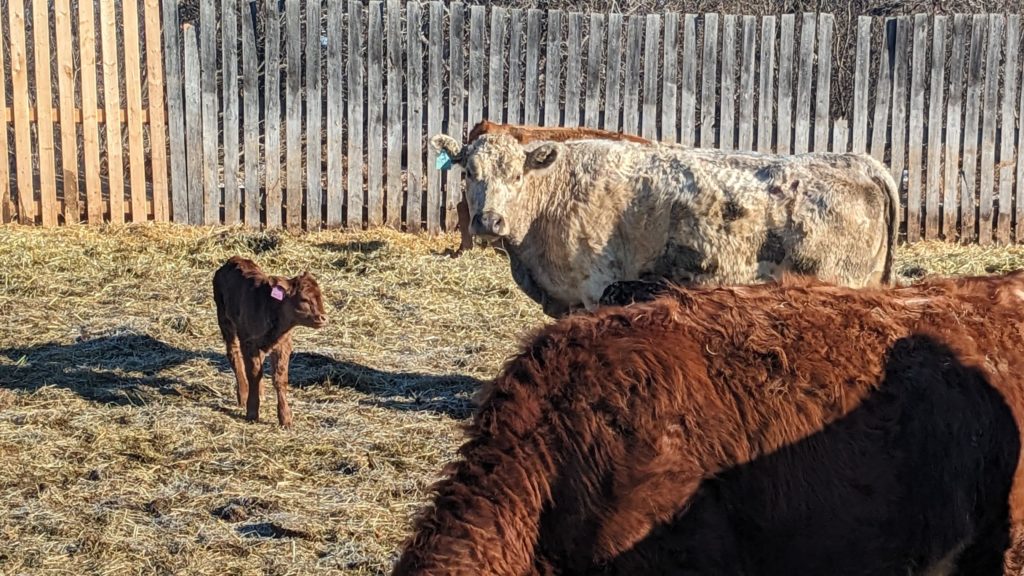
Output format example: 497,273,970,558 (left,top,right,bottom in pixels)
429,134,464,169
525,143,560,173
